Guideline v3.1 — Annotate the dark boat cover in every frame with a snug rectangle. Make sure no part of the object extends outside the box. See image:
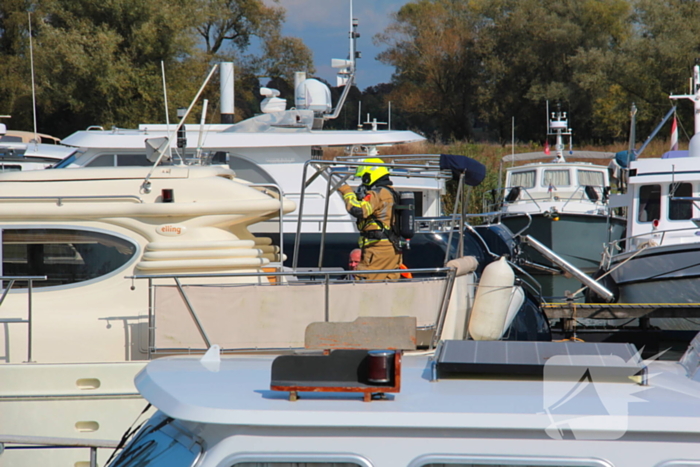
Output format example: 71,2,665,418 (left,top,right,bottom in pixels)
439,154,486,186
